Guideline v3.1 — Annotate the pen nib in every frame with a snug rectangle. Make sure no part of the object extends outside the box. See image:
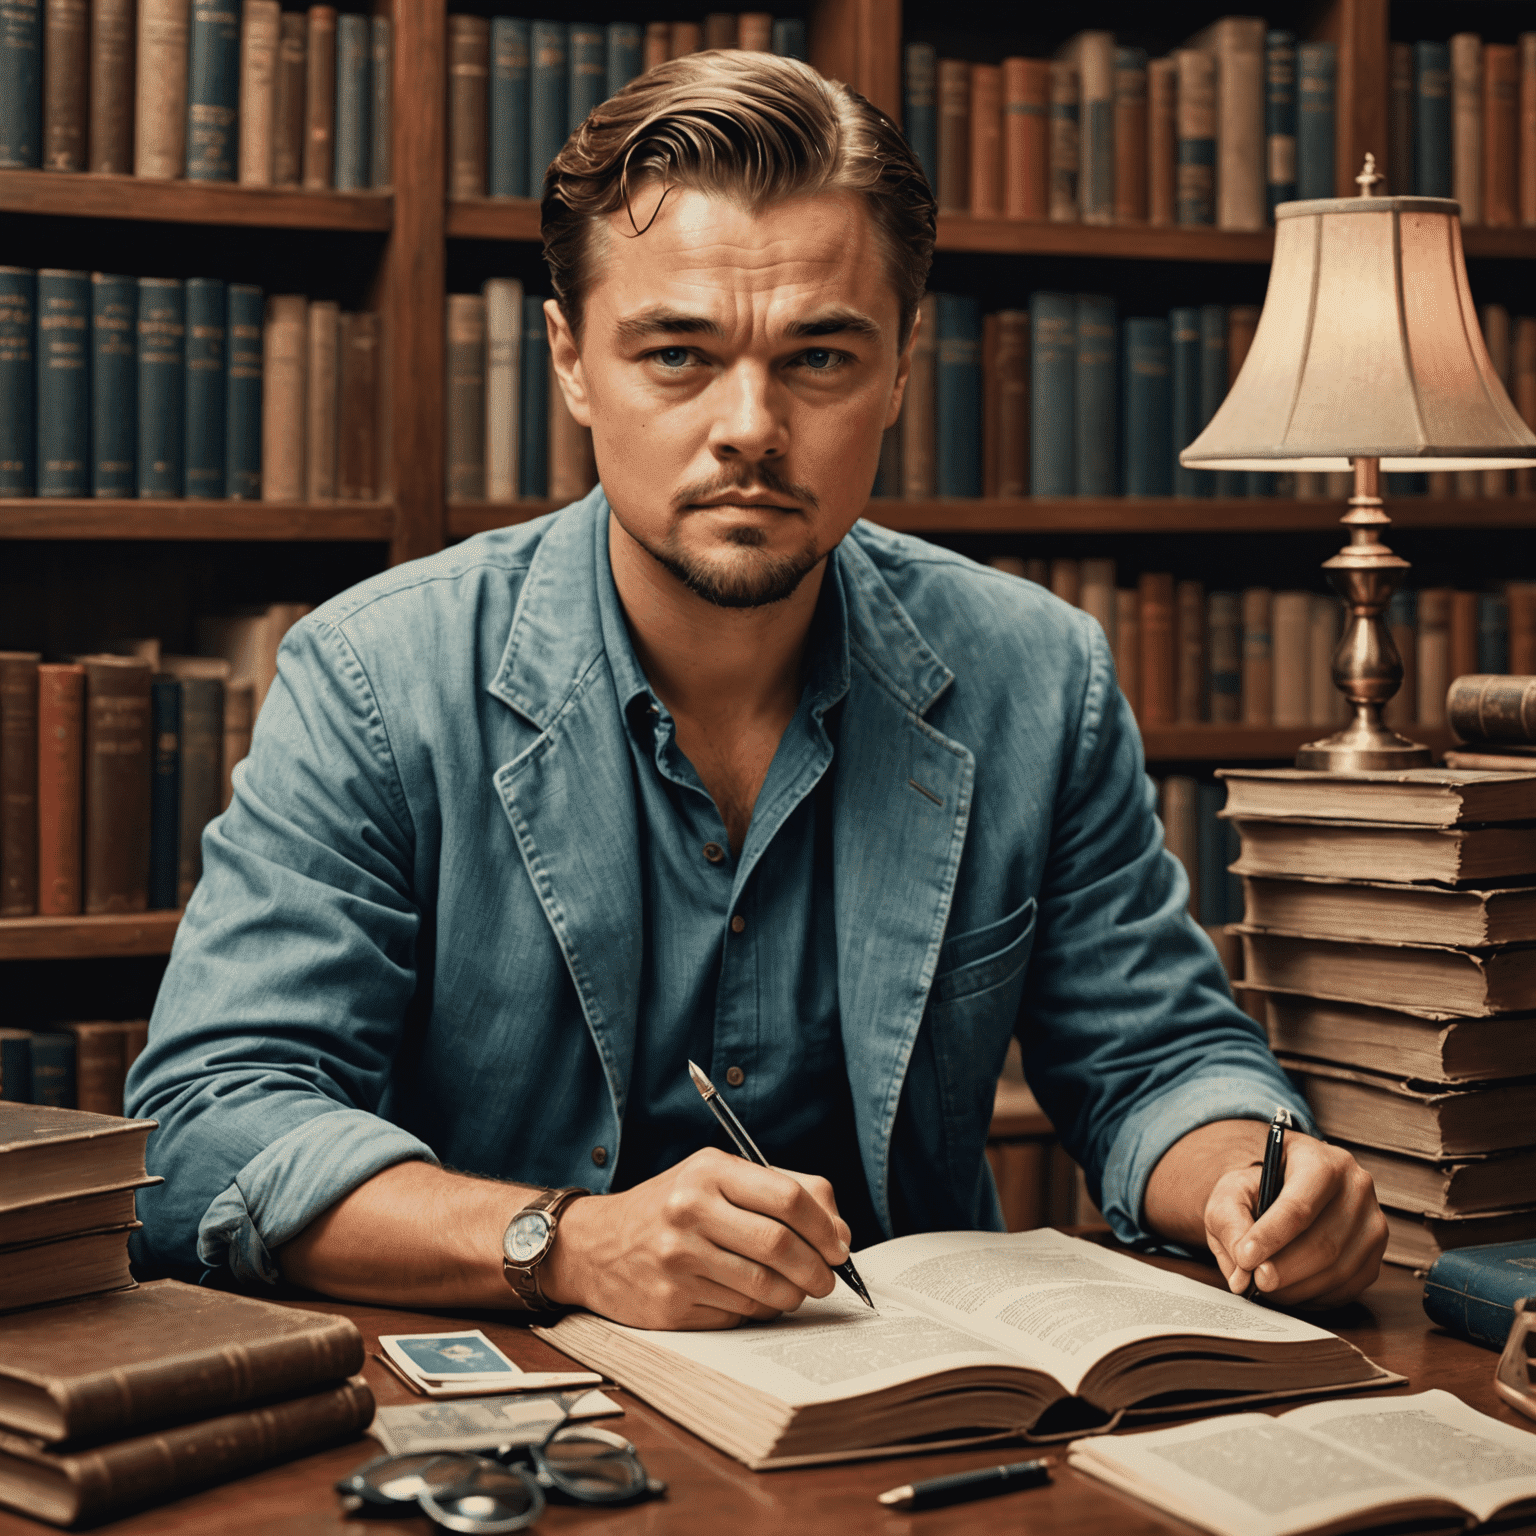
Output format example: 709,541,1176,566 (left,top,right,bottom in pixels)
687,1060,716,1098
